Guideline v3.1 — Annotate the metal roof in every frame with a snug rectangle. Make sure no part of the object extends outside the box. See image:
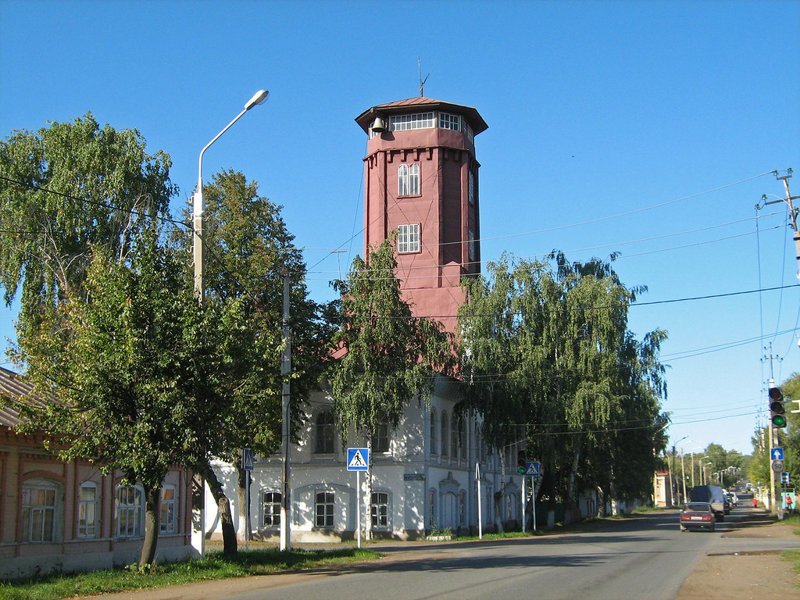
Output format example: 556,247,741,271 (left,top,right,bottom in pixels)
0,367,53,428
